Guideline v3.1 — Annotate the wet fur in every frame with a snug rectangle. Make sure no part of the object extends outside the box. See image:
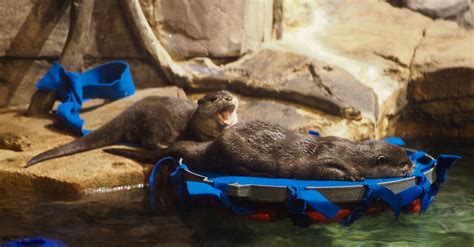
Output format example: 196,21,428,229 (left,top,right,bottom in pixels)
165,121,413,180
